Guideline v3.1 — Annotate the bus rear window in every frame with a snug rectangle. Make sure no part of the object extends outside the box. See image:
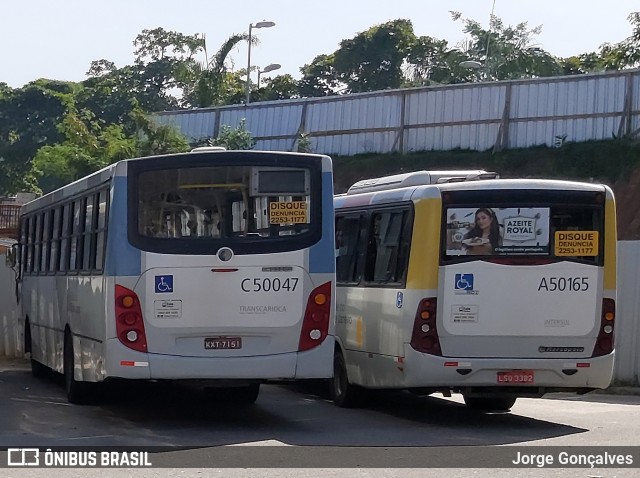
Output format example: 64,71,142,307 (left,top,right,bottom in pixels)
129,160,322,255
443,204,604,264
137,165,312,239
